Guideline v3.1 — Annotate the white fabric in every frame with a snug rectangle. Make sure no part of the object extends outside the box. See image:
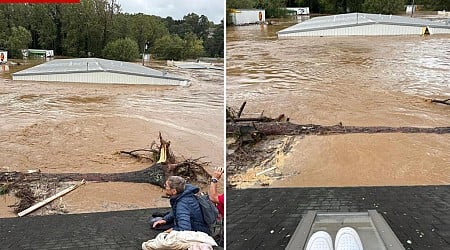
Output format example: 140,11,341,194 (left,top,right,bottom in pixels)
188,243,214,250
142,230,217,250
